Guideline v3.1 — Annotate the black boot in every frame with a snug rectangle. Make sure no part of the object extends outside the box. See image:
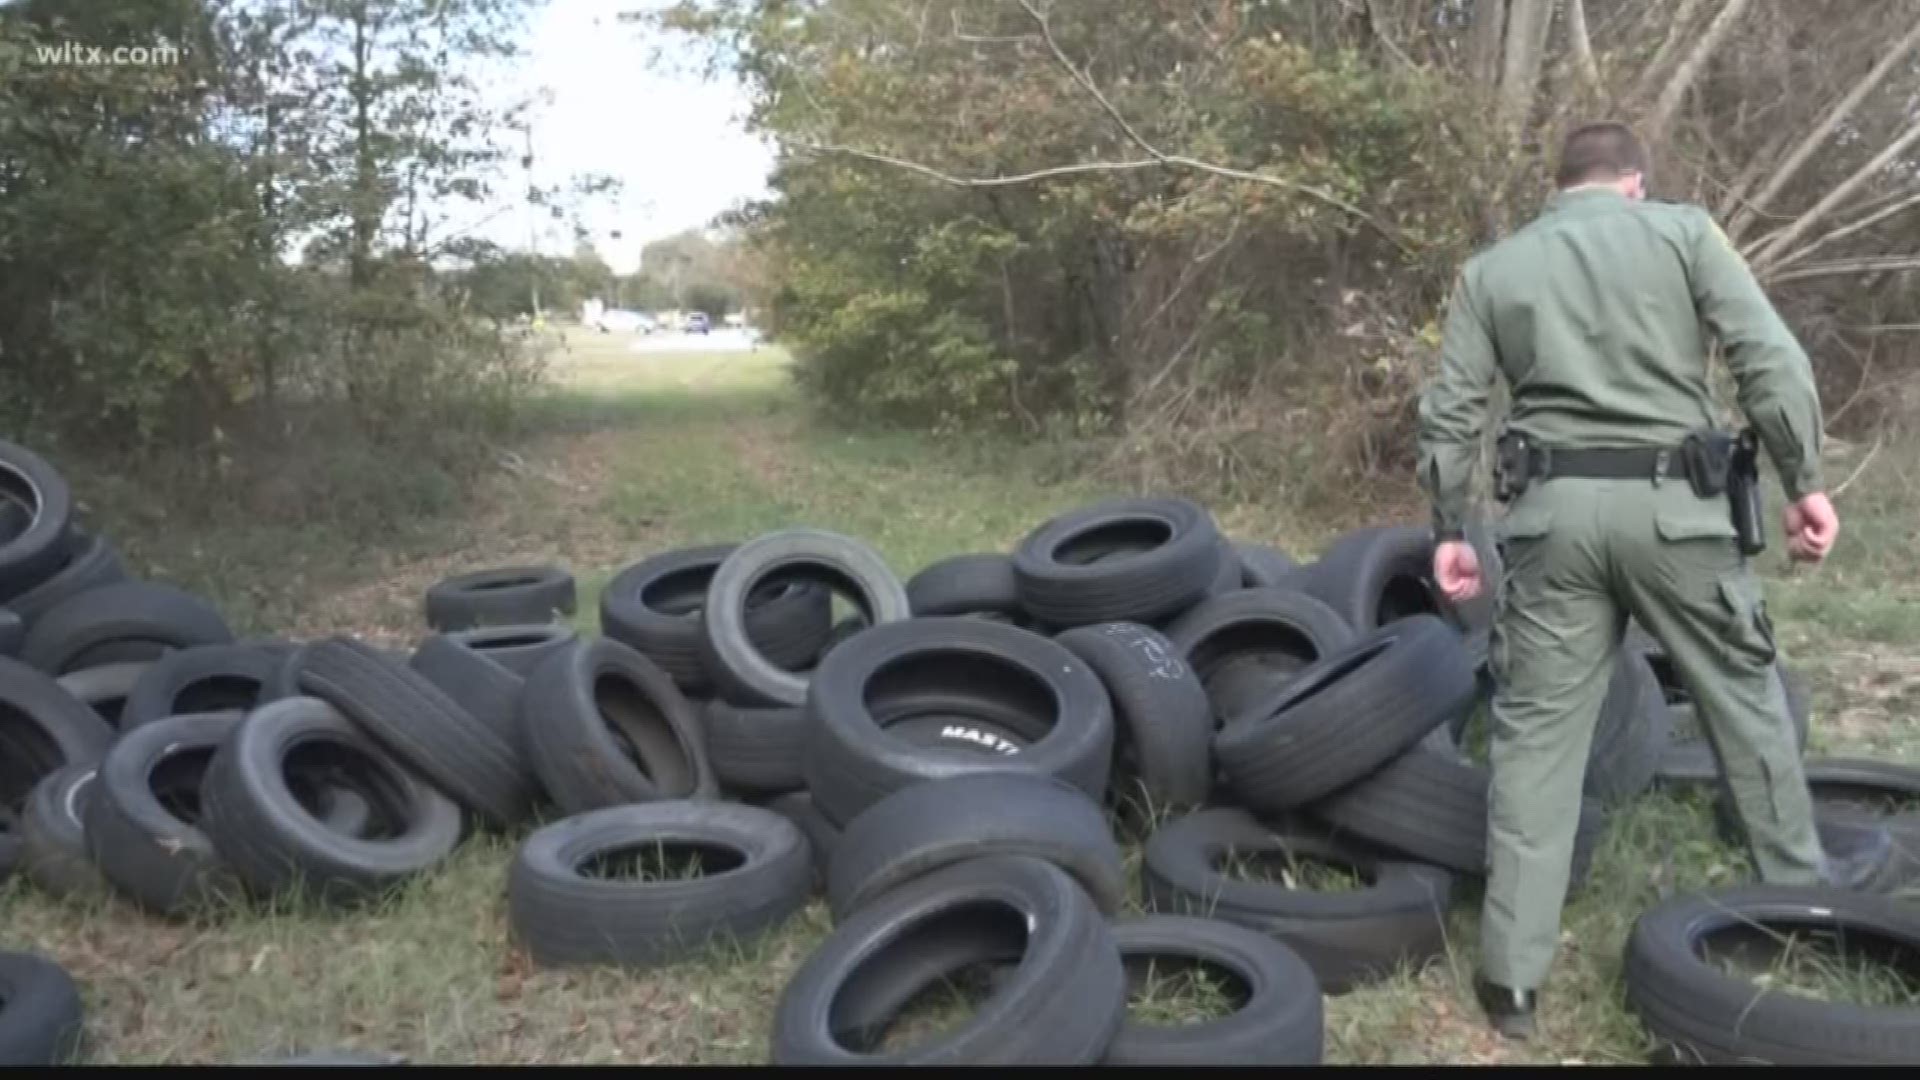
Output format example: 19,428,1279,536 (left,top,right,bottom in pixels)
1474,975,1537,1041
